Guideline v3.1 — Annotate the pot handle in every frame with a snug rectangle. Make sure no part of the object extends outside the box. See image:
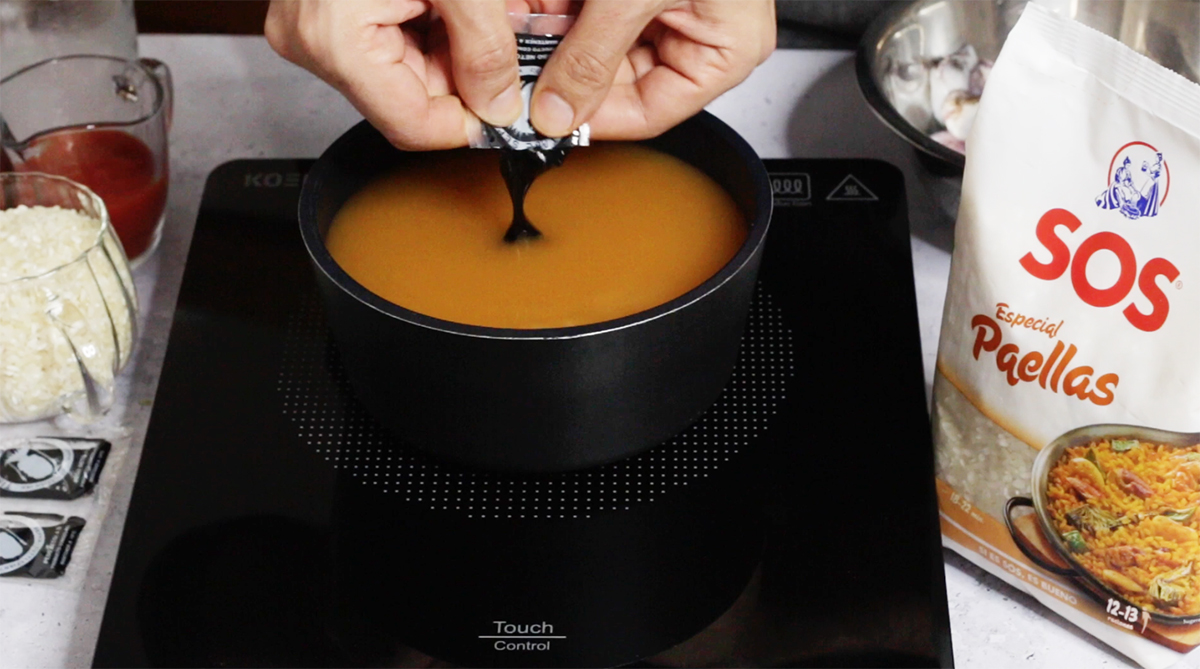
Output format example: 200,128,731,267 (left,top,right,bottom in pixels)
1004,496,1076,577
